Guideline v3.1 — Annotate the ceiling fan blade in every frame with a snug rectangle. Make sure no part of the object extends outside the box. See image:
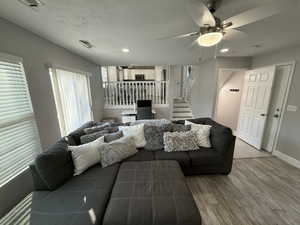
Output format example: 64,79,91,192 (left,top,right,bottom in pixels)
223,0,297,29
157,32,199,40
186,0,216,27
223,29,248,41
